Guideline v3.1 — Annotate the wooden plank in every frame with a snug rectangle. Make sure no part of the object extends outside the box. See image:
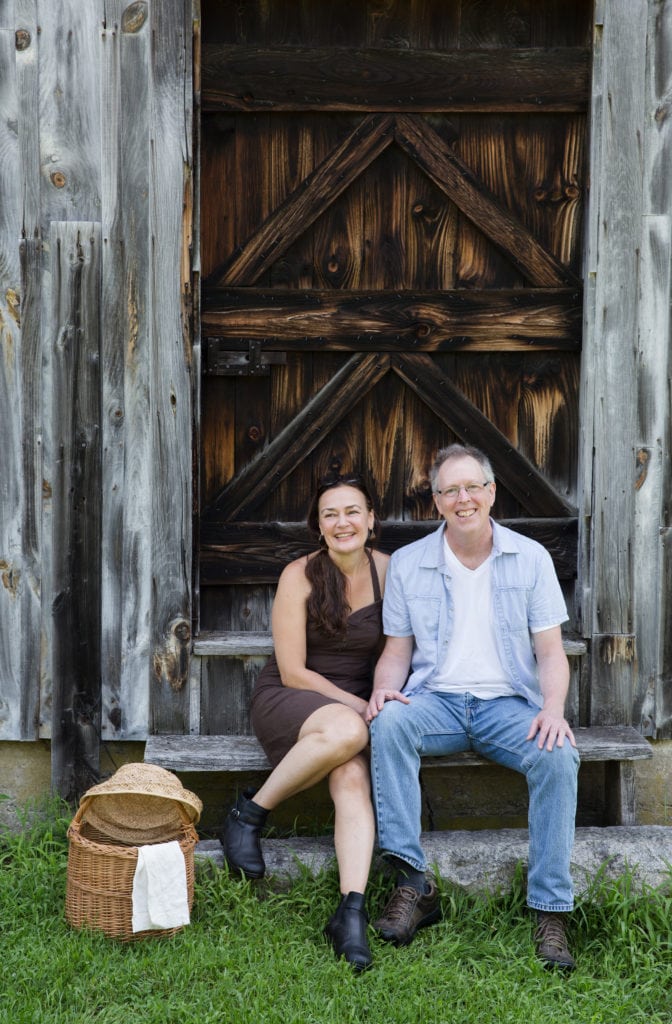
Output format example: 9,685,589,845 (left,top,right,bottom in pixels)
148,0,194,733
99,1,153,740
209,114,395,286
393,115,578,287
15,237,43,739
211,353,390,518
0,28,34,739
582,0,647,727
659,527,672,739
50,223,102,800
14,1,41,229
635,0,672,738
193,630,587,660
391,353,576,516
202,287,582,350
201,46,591,113
199,516,578,582
144,725,650,773
634,217,671,737
604,761,637,826
32,3,102,221
15,2,52,738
